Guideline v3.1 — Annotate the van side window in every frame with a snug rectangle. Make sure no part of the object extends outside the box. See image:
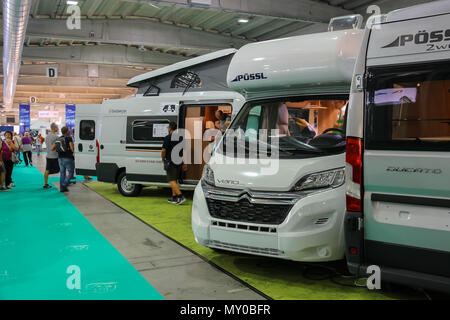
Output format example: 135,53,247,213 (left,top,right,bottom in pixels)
80,120,95,140
132,120,169,142
366,62,450,151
